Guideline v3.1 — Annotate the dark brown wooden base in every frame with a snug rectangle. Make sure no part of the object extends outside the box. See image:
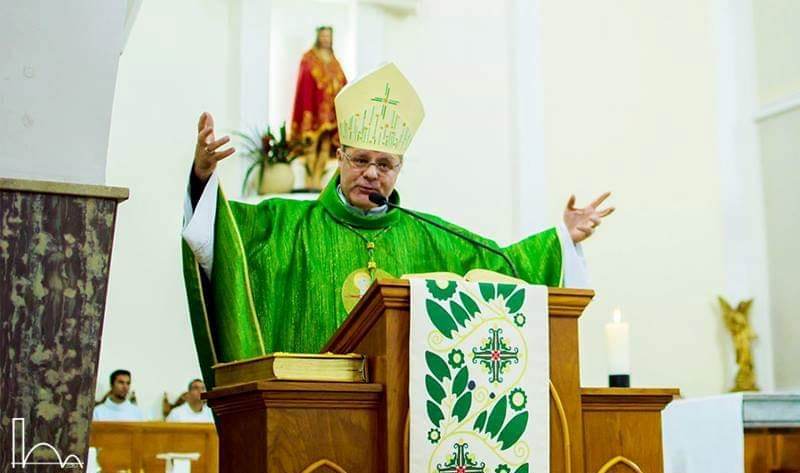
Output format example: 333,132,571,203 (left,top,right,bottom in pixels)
205,381,383,473
581,388,679,473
